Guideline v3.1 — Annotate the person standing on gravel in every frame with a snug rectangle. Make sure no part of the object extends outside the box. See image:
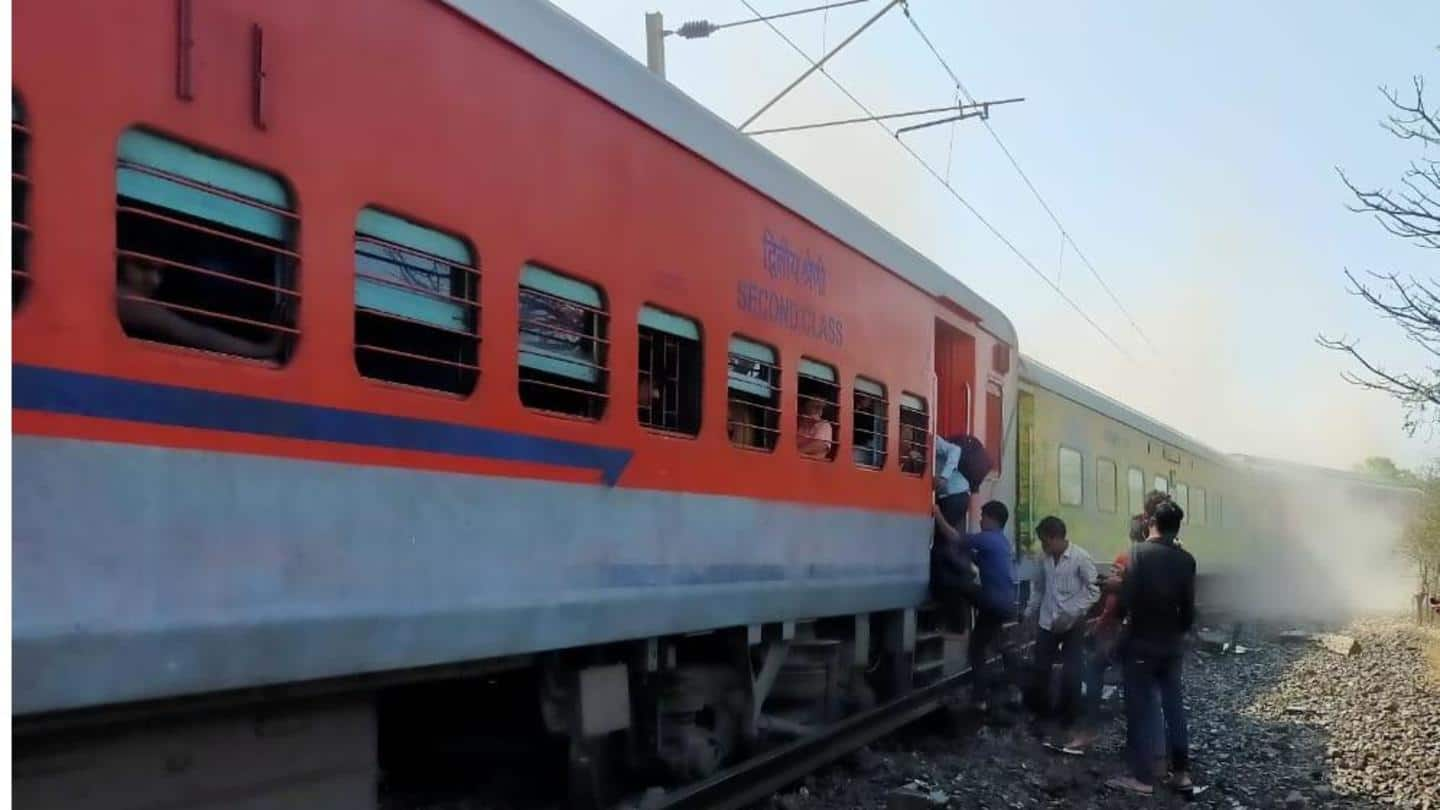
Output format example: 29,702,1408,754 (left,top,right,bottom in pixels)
1062,491,1171,753
1108,500,1197,796
1025,516,1099,731
1060,547,1130,753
